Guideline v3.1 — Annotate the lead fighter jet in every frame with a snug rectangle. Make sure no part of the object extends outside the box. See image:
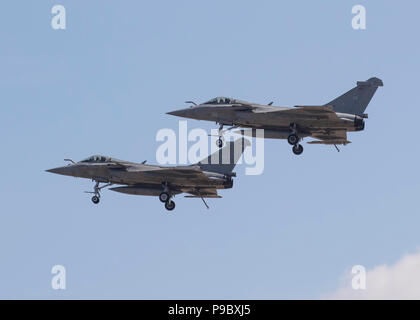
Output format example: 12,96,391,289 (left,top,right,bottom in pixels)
46,140,249,211
167,77,383,155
